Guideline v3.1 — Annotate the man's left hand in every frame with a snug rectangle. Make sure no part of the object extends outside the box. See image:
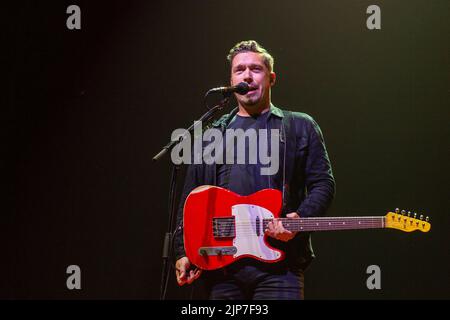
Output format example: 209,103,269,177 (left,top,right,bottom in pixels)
265,212,299,242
